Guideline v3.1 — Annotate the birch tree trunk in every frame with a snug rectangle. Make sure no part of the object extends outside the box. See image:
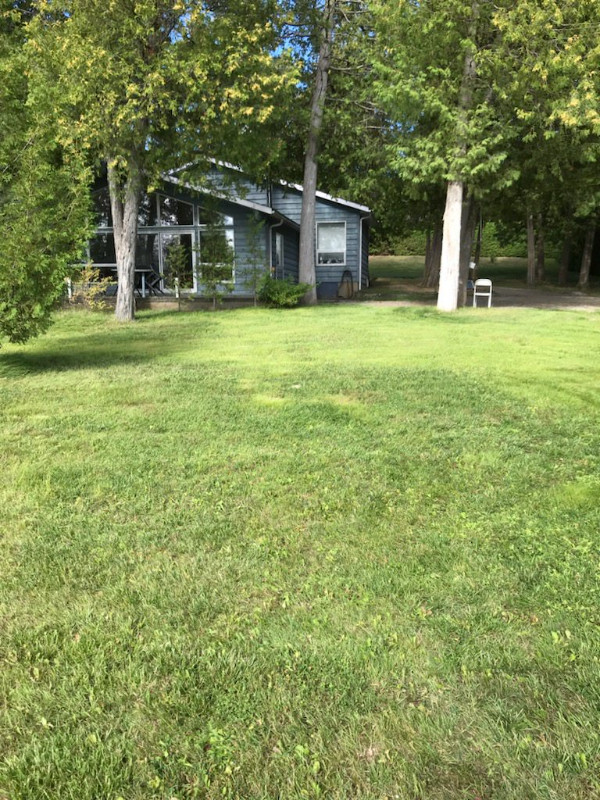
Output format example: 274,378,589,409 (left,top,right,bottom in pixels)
578,223,596,289
437,180,464,311
526,211,536,286
108,160,142,322
437,14,477,311
298,0,336,305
